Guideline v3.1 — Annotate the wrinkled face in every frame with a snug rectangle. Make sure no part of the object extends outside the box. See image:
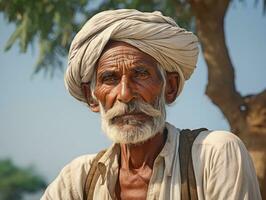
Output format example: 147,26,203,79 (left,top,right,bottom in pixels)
94,42,164,110
93,41,166,144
